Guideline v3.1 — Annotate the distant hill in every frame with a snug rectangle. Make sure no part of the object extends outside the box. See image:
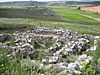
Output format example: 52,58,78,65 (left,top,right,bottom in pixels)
65,1,100,6
0,1,47,6
80,0,100,2
47,1,100,6
47,1,65,6
46,1,100,6
89,1,100,5
0,1,100,6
